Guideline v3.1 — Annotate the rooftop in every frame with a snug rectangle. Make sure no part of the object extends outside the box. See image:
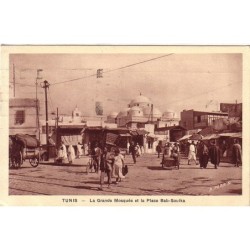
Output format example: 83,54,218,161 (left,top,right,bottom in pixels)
9,98,37,107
